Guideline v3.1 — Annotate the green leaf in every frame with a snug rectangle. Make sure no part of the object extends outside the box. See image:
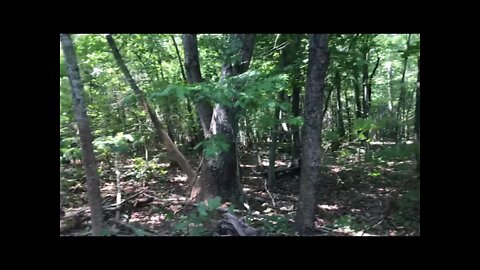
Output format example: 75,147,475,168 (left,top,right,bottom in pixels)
206,196,222,210
197,204,207,217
